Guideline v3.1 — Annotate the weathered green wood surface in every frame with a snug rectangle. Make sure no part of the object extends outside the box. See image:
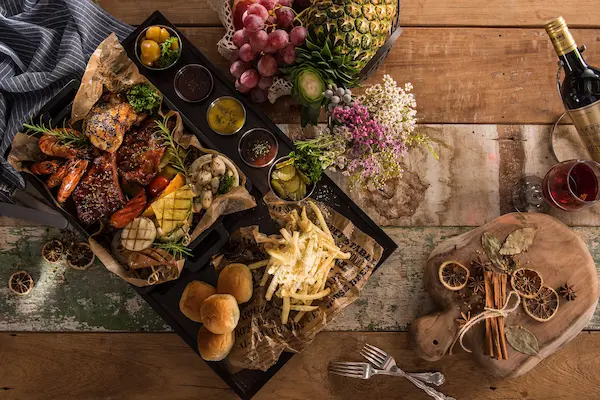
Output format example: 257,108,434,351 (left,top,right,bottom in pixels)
2,218,600,332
